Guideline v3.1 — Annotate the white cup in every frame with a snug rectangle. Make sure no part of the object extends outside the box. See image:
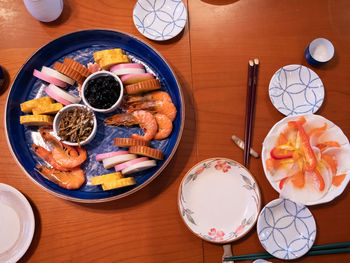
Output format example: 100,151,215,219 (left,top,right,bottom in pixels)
23,0,63,22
